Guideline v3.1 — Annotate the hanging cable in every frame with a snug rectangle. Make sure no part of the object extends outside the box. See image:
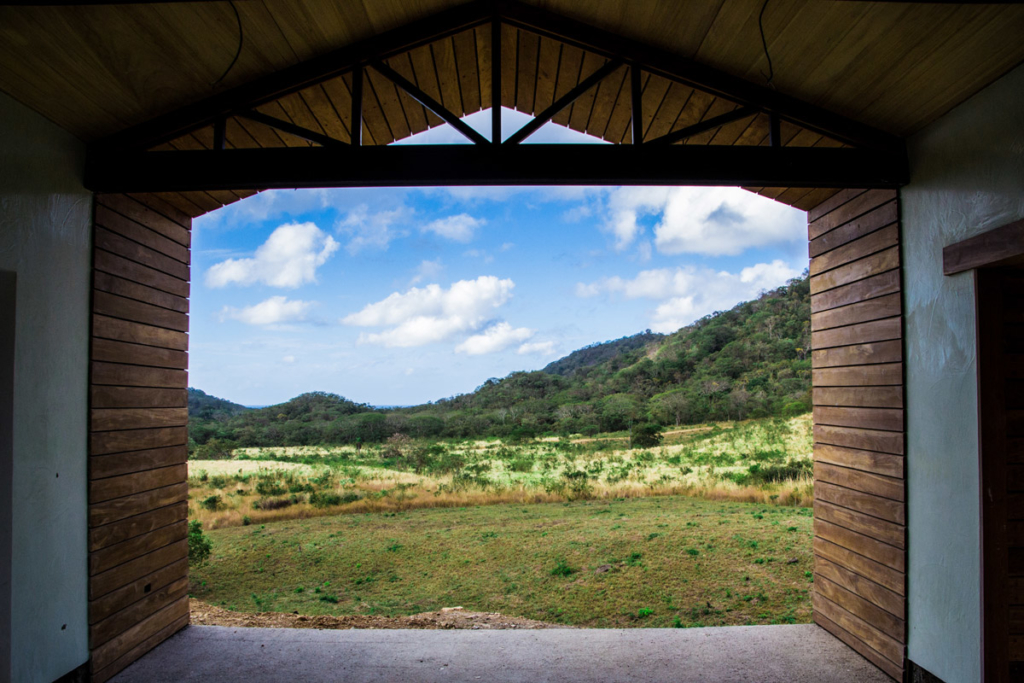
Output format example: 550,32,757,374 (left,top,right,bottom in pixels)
212,0,243,87
758,0,775,90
